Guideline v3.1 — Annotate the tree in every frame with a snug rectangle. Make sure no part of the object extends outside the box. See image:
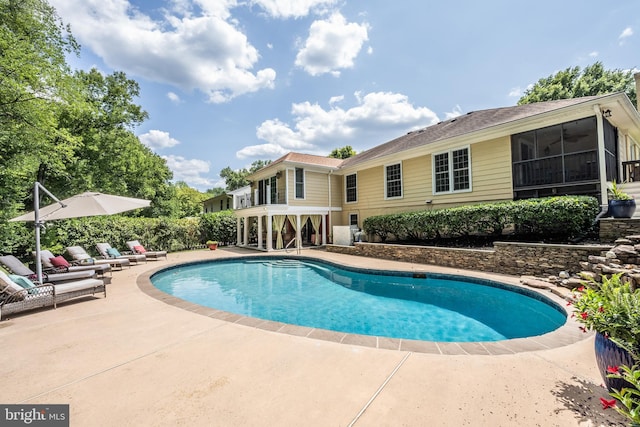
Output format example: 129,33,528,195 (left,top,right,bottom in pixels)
220,160,272,191
0,0,79,216
329,145,356,159
518,62,637,106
